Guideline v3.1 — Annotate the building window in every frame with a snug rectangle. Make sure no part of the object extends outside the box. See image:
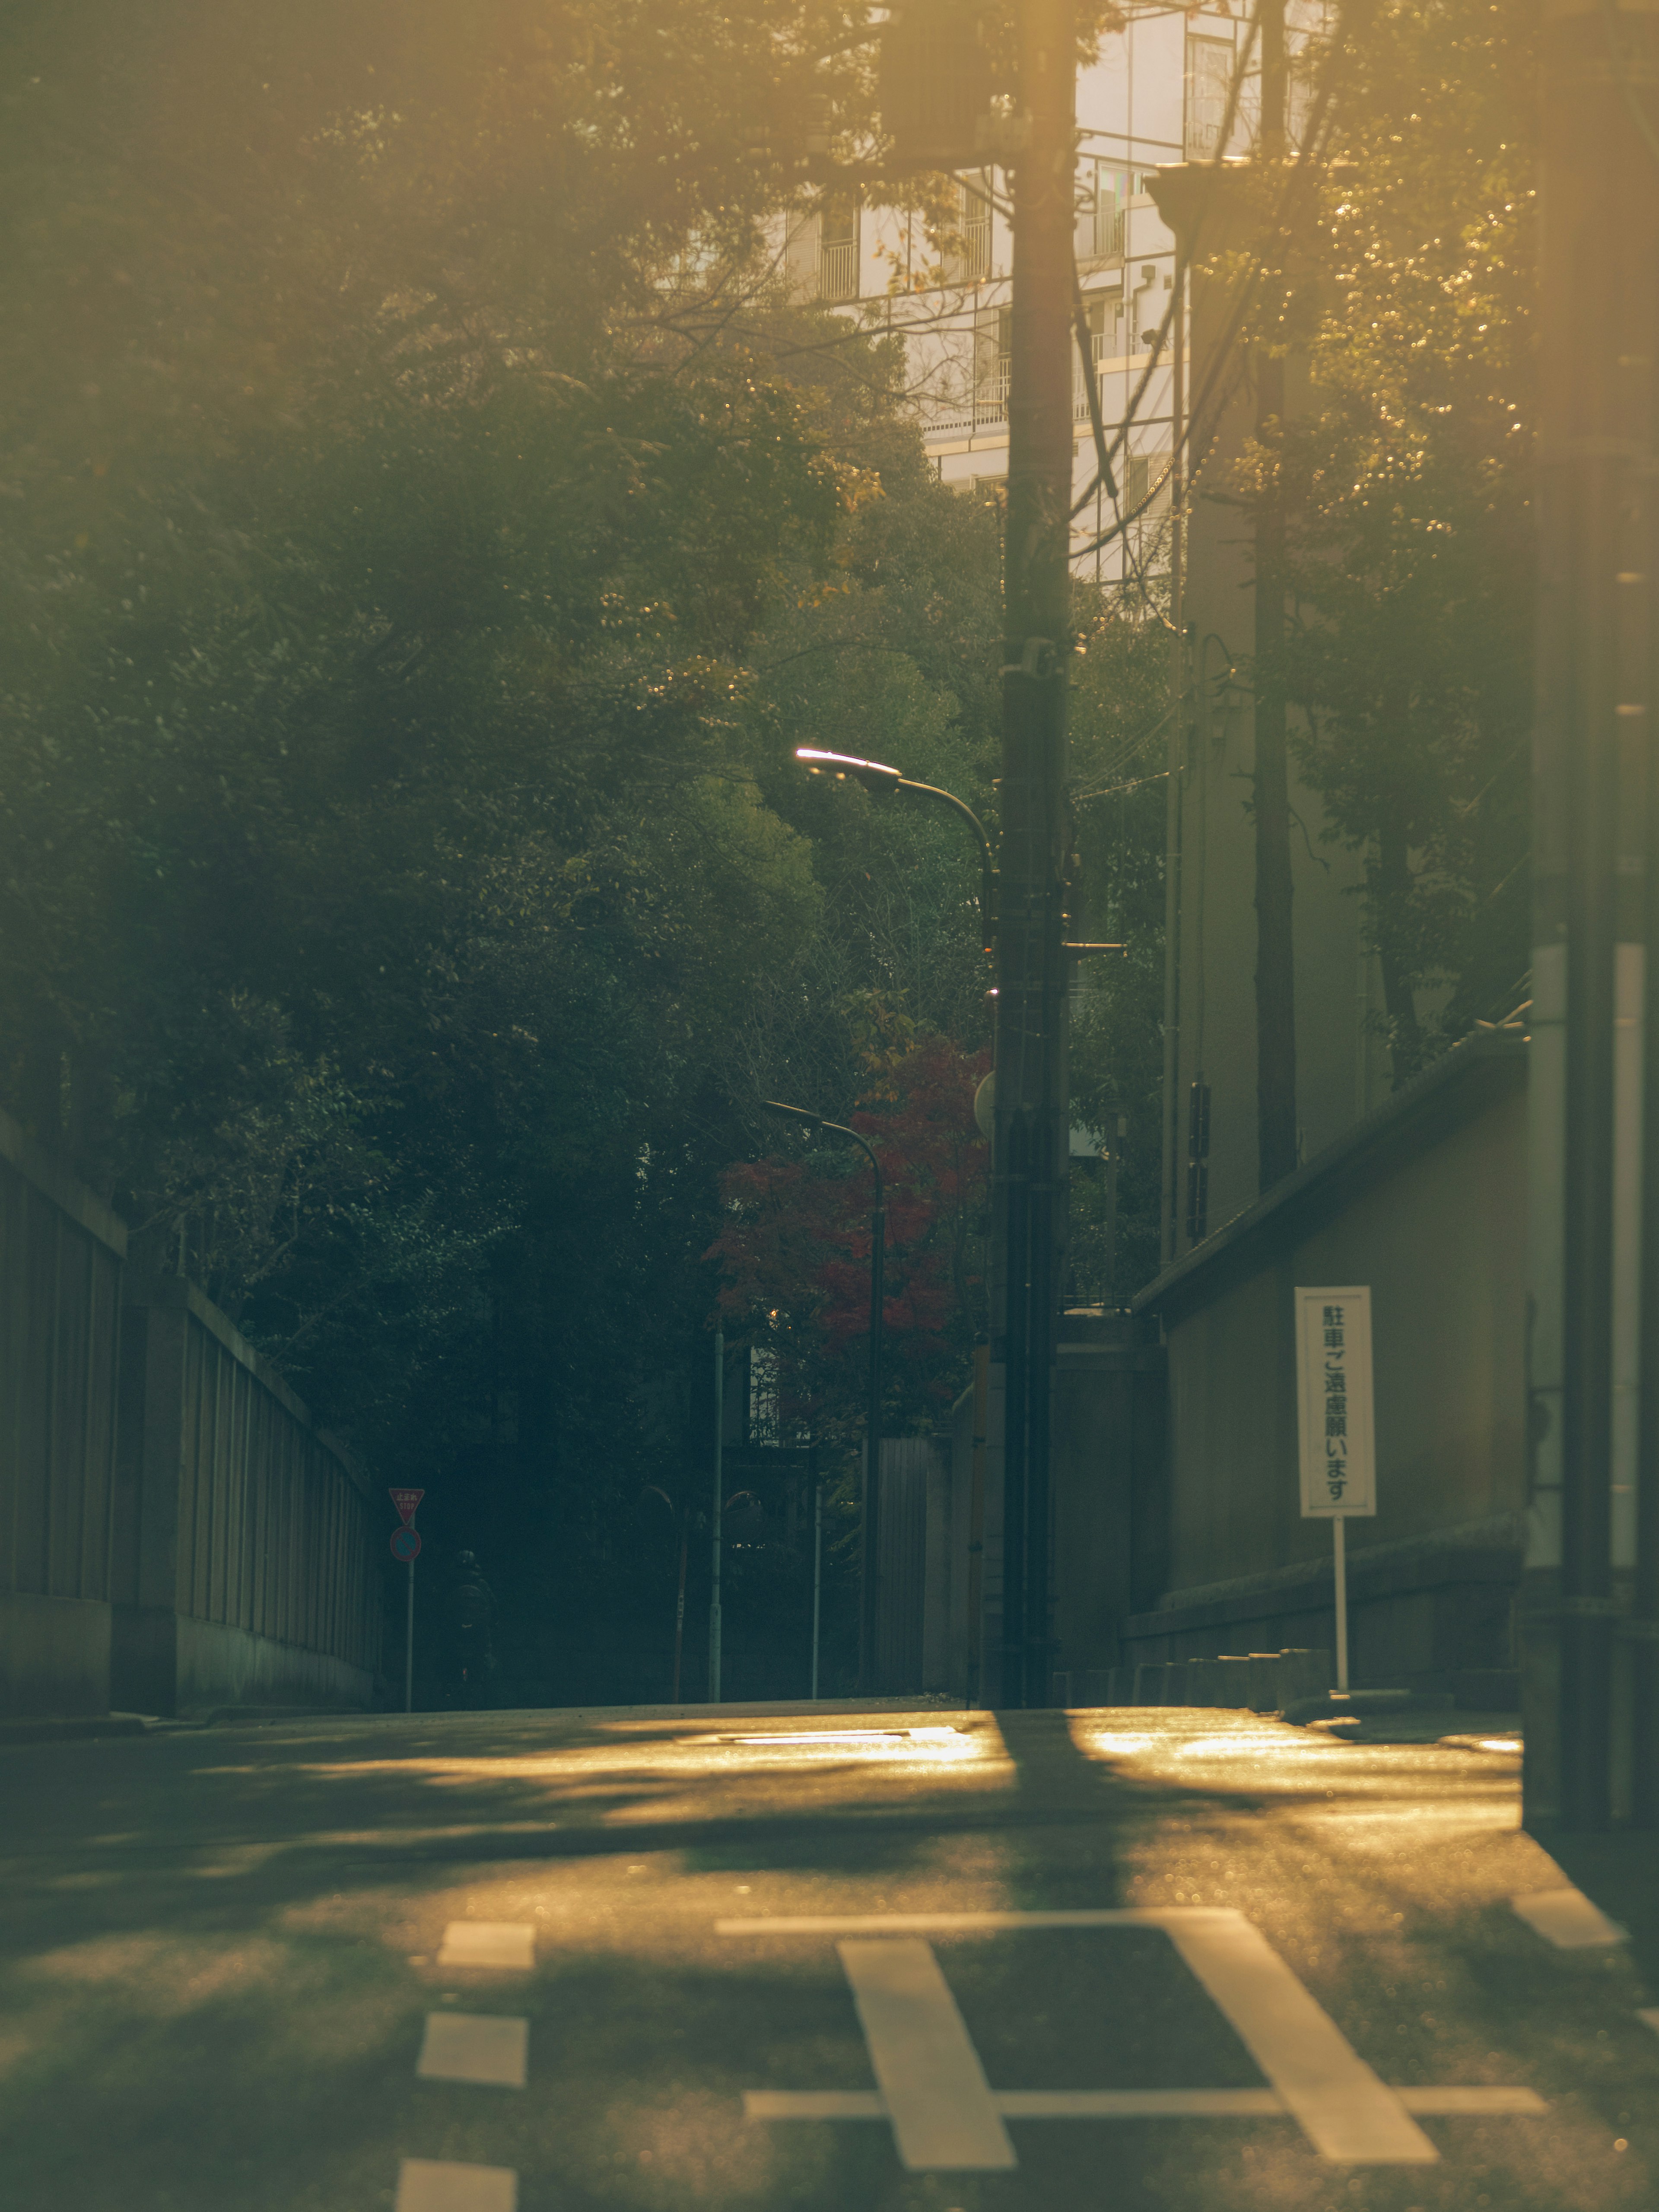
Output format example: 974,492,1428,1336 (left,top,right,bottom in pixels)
942,175,992,285
1076,289,1121,412
1077,161,1128,262
970,472,1007,516
818,198,860,302
975,304,1012,410
1186,35,1234,159
960,176,992,280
